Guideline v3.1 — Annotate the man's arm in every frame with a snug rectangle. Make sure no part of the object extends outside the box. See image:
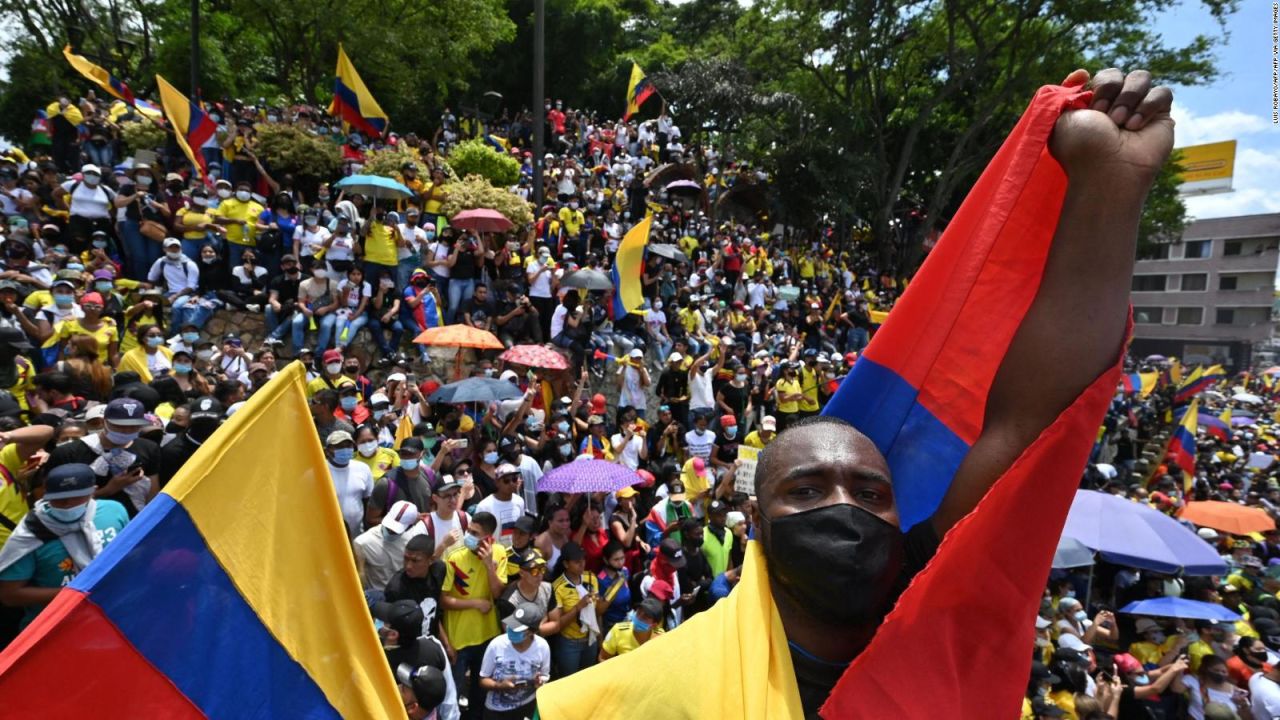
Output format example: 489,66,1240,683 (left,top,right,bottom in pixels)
935,69,1173,535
